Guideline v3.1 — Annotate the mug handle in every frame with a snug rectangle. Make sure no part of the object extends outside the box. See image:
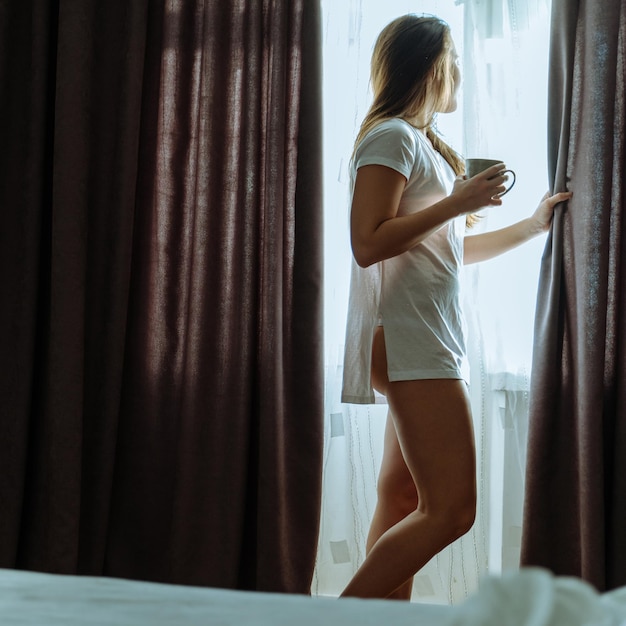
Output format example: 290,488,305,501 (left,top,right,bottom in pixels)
491,169,516,197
